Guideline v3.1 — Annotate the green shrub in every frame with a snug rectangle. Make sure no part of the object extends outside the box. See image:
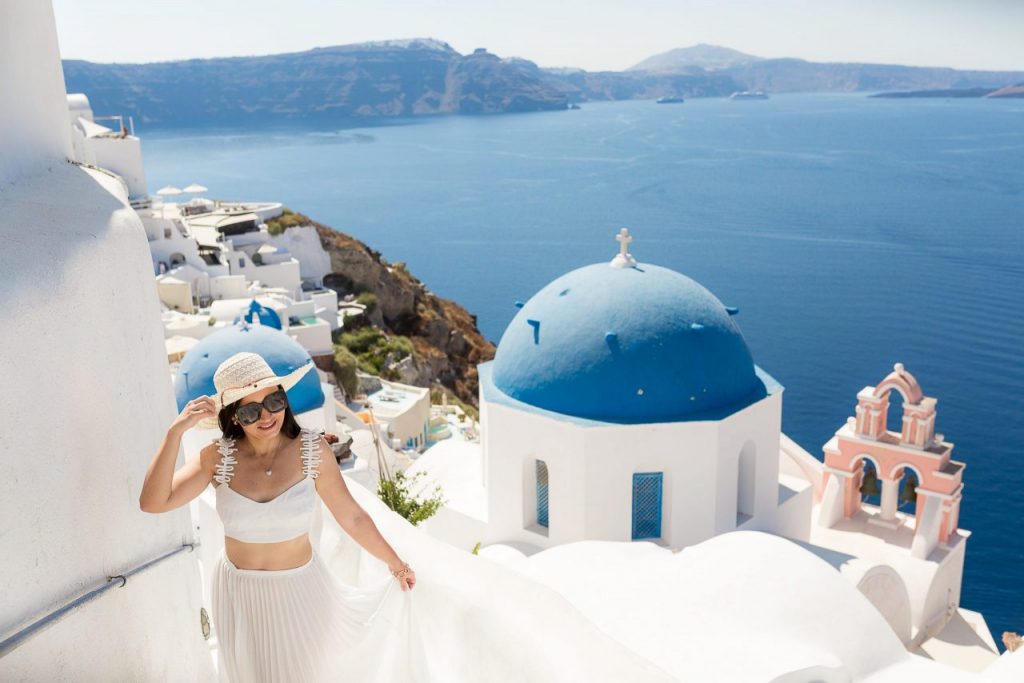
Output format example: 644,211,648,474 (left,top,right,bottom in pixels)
356,291,378,315
265,208,310,236
336,327,414,375
377,469,446,526
332,345,359,397
338,326,384,354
